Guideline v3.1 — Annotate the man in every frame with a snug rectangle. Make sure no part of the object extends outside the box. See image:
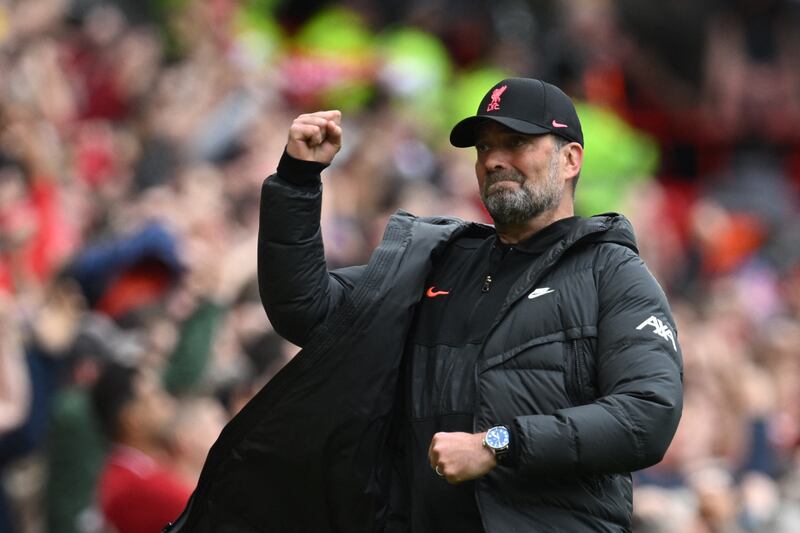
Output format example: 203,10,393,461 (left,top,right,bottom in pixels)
92,362,192,533
169,78,682,532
